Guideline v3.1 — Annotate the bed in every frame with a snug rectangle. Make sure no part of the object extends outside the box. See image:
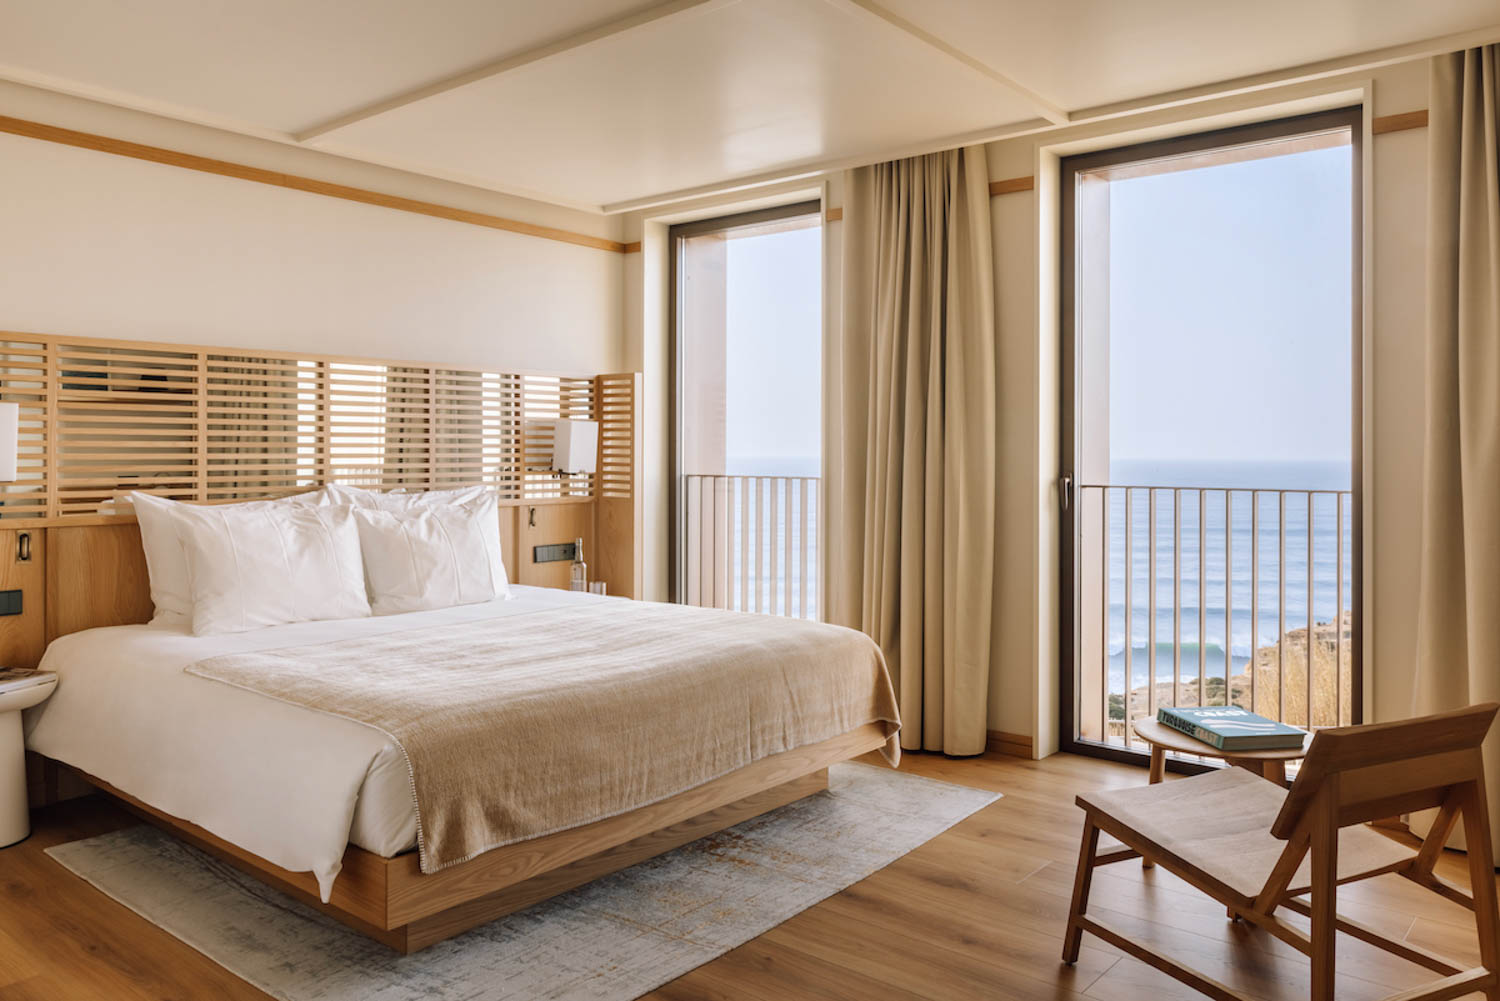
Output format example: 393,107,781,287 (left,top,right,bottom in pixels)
25,582,900,953
2,335,898,954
